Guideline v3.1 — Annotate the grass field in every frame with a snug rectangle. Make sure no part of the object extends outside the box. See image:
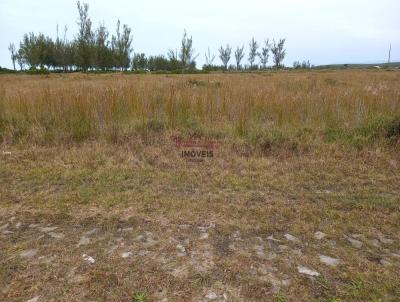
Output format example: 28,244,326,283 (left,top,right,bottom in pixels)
0,70,400,301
